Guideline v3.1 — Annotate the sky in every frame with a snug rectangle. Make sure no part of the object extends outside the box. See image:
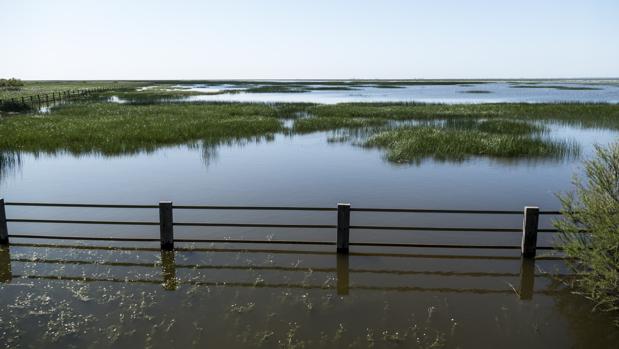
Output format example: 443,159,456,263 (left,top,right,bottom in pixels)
1,0,618,80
